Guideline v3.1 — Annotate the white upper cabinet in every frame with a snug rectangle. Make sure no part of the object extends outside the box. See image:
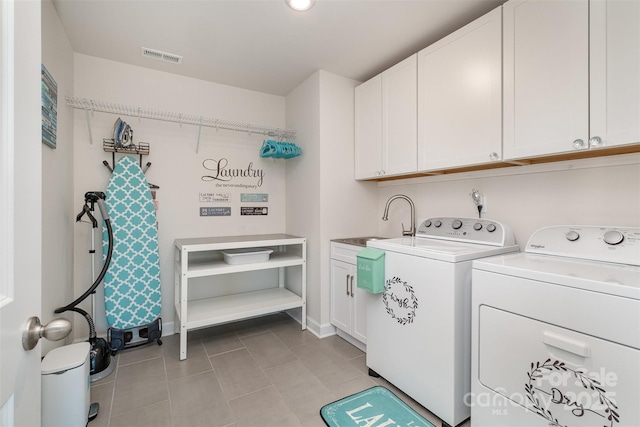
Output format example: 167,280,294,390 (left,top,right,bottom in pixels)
503,0,589,159
382,54,418,176
418,7,502,171
355,54,417,179
503,0,639,160
354,75,383,179
589,0,640,149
